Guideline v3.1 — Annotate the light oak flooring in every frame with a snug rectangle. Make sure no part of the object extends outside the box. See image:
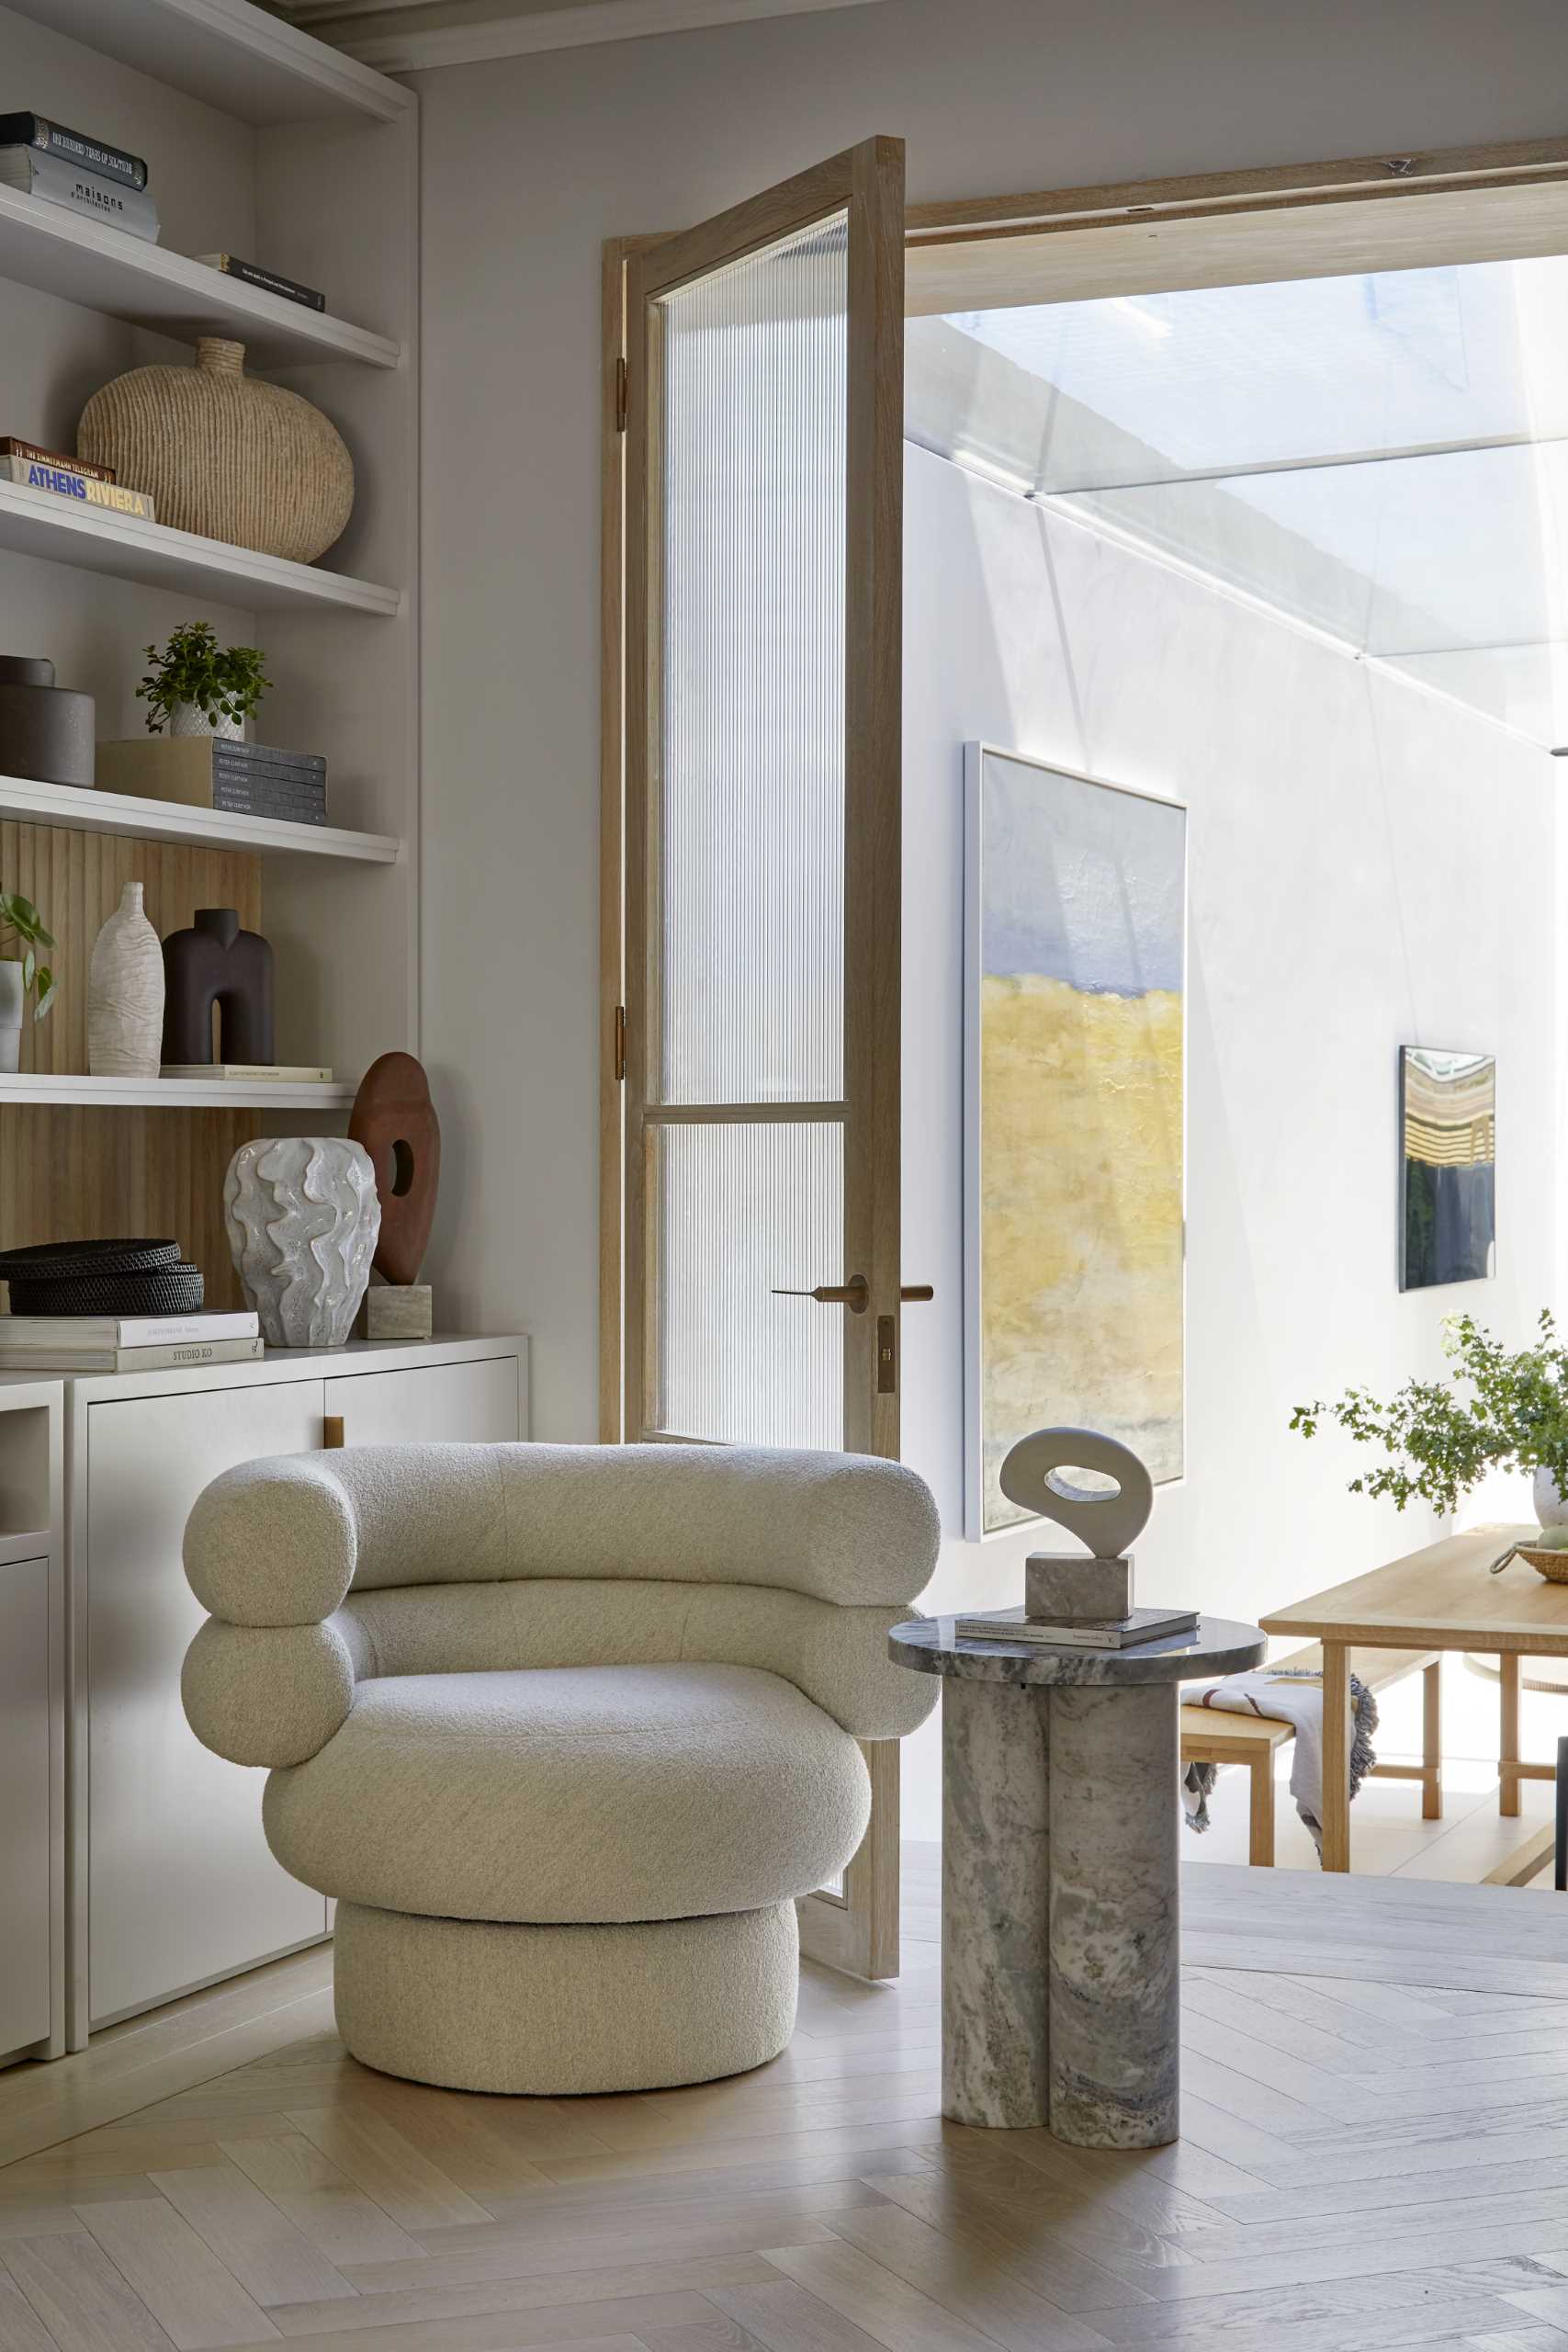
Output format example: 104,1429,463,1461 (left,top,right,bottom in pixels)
7,1855,1568,2350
